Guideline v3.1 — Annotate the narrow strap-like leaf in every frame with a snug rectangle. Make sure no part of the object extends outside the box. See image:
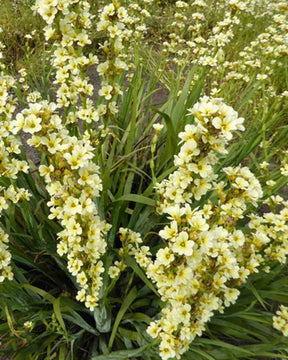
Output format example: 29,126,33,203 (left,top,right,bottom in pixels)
108,286,137,350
